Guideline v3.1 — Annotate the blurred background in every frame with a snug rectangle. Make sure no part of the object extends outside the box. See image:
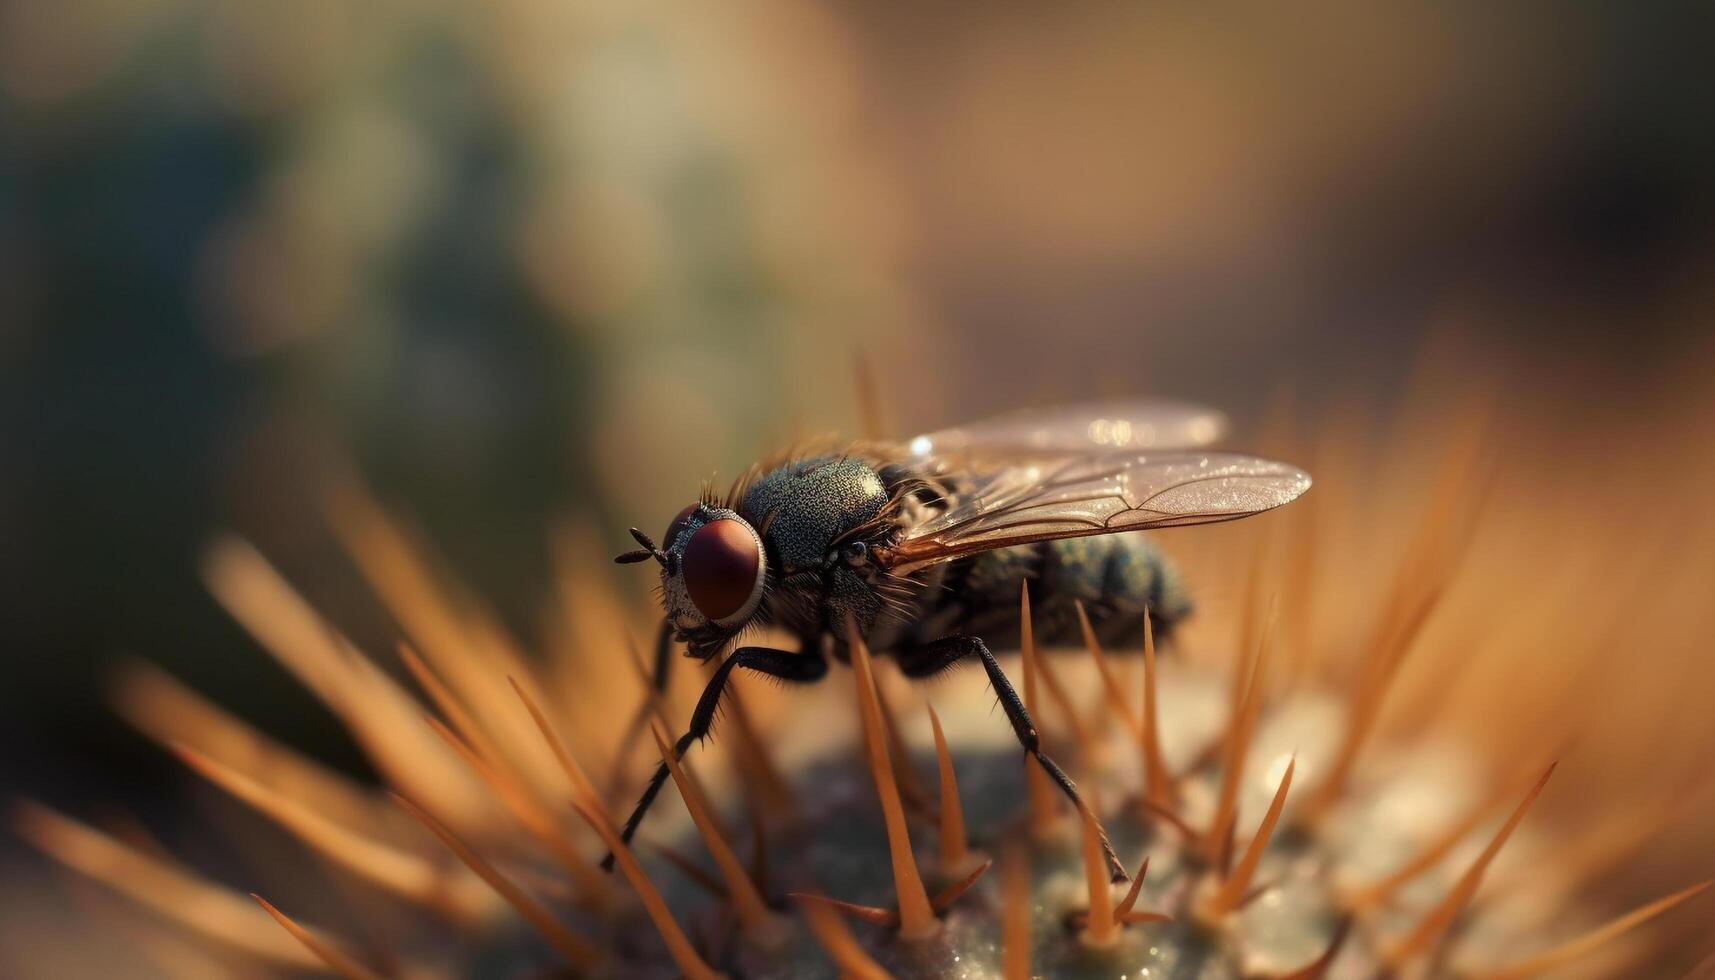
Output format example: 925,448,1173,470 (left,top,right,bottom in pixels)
2,0,1713,972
